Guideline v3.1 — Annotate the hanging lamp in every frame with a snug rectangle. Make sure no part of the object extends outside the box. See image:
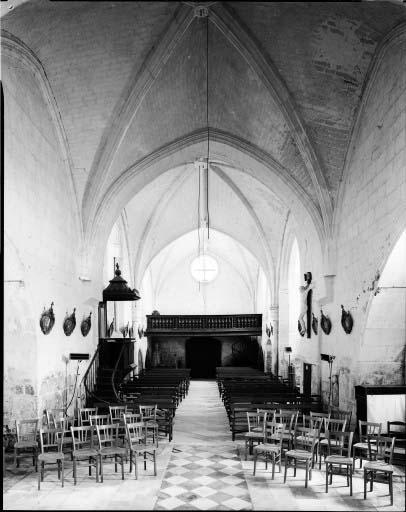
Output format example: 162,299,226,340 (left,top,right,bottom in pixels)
198,8,211,252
